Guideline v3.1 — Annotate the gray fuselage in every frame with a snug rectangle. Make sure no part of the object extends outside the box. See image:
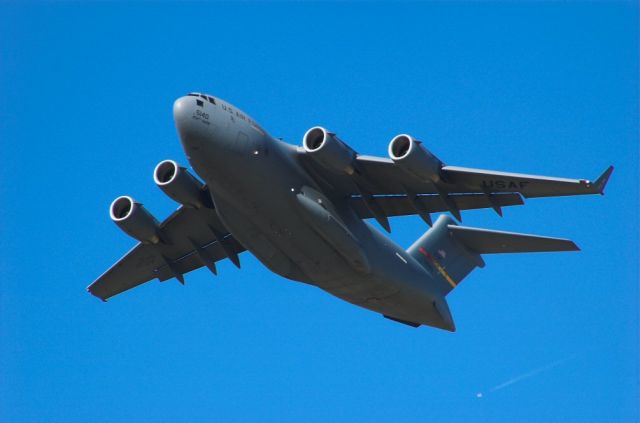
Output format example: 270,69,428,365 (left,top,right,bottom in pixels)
173,94,447,327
